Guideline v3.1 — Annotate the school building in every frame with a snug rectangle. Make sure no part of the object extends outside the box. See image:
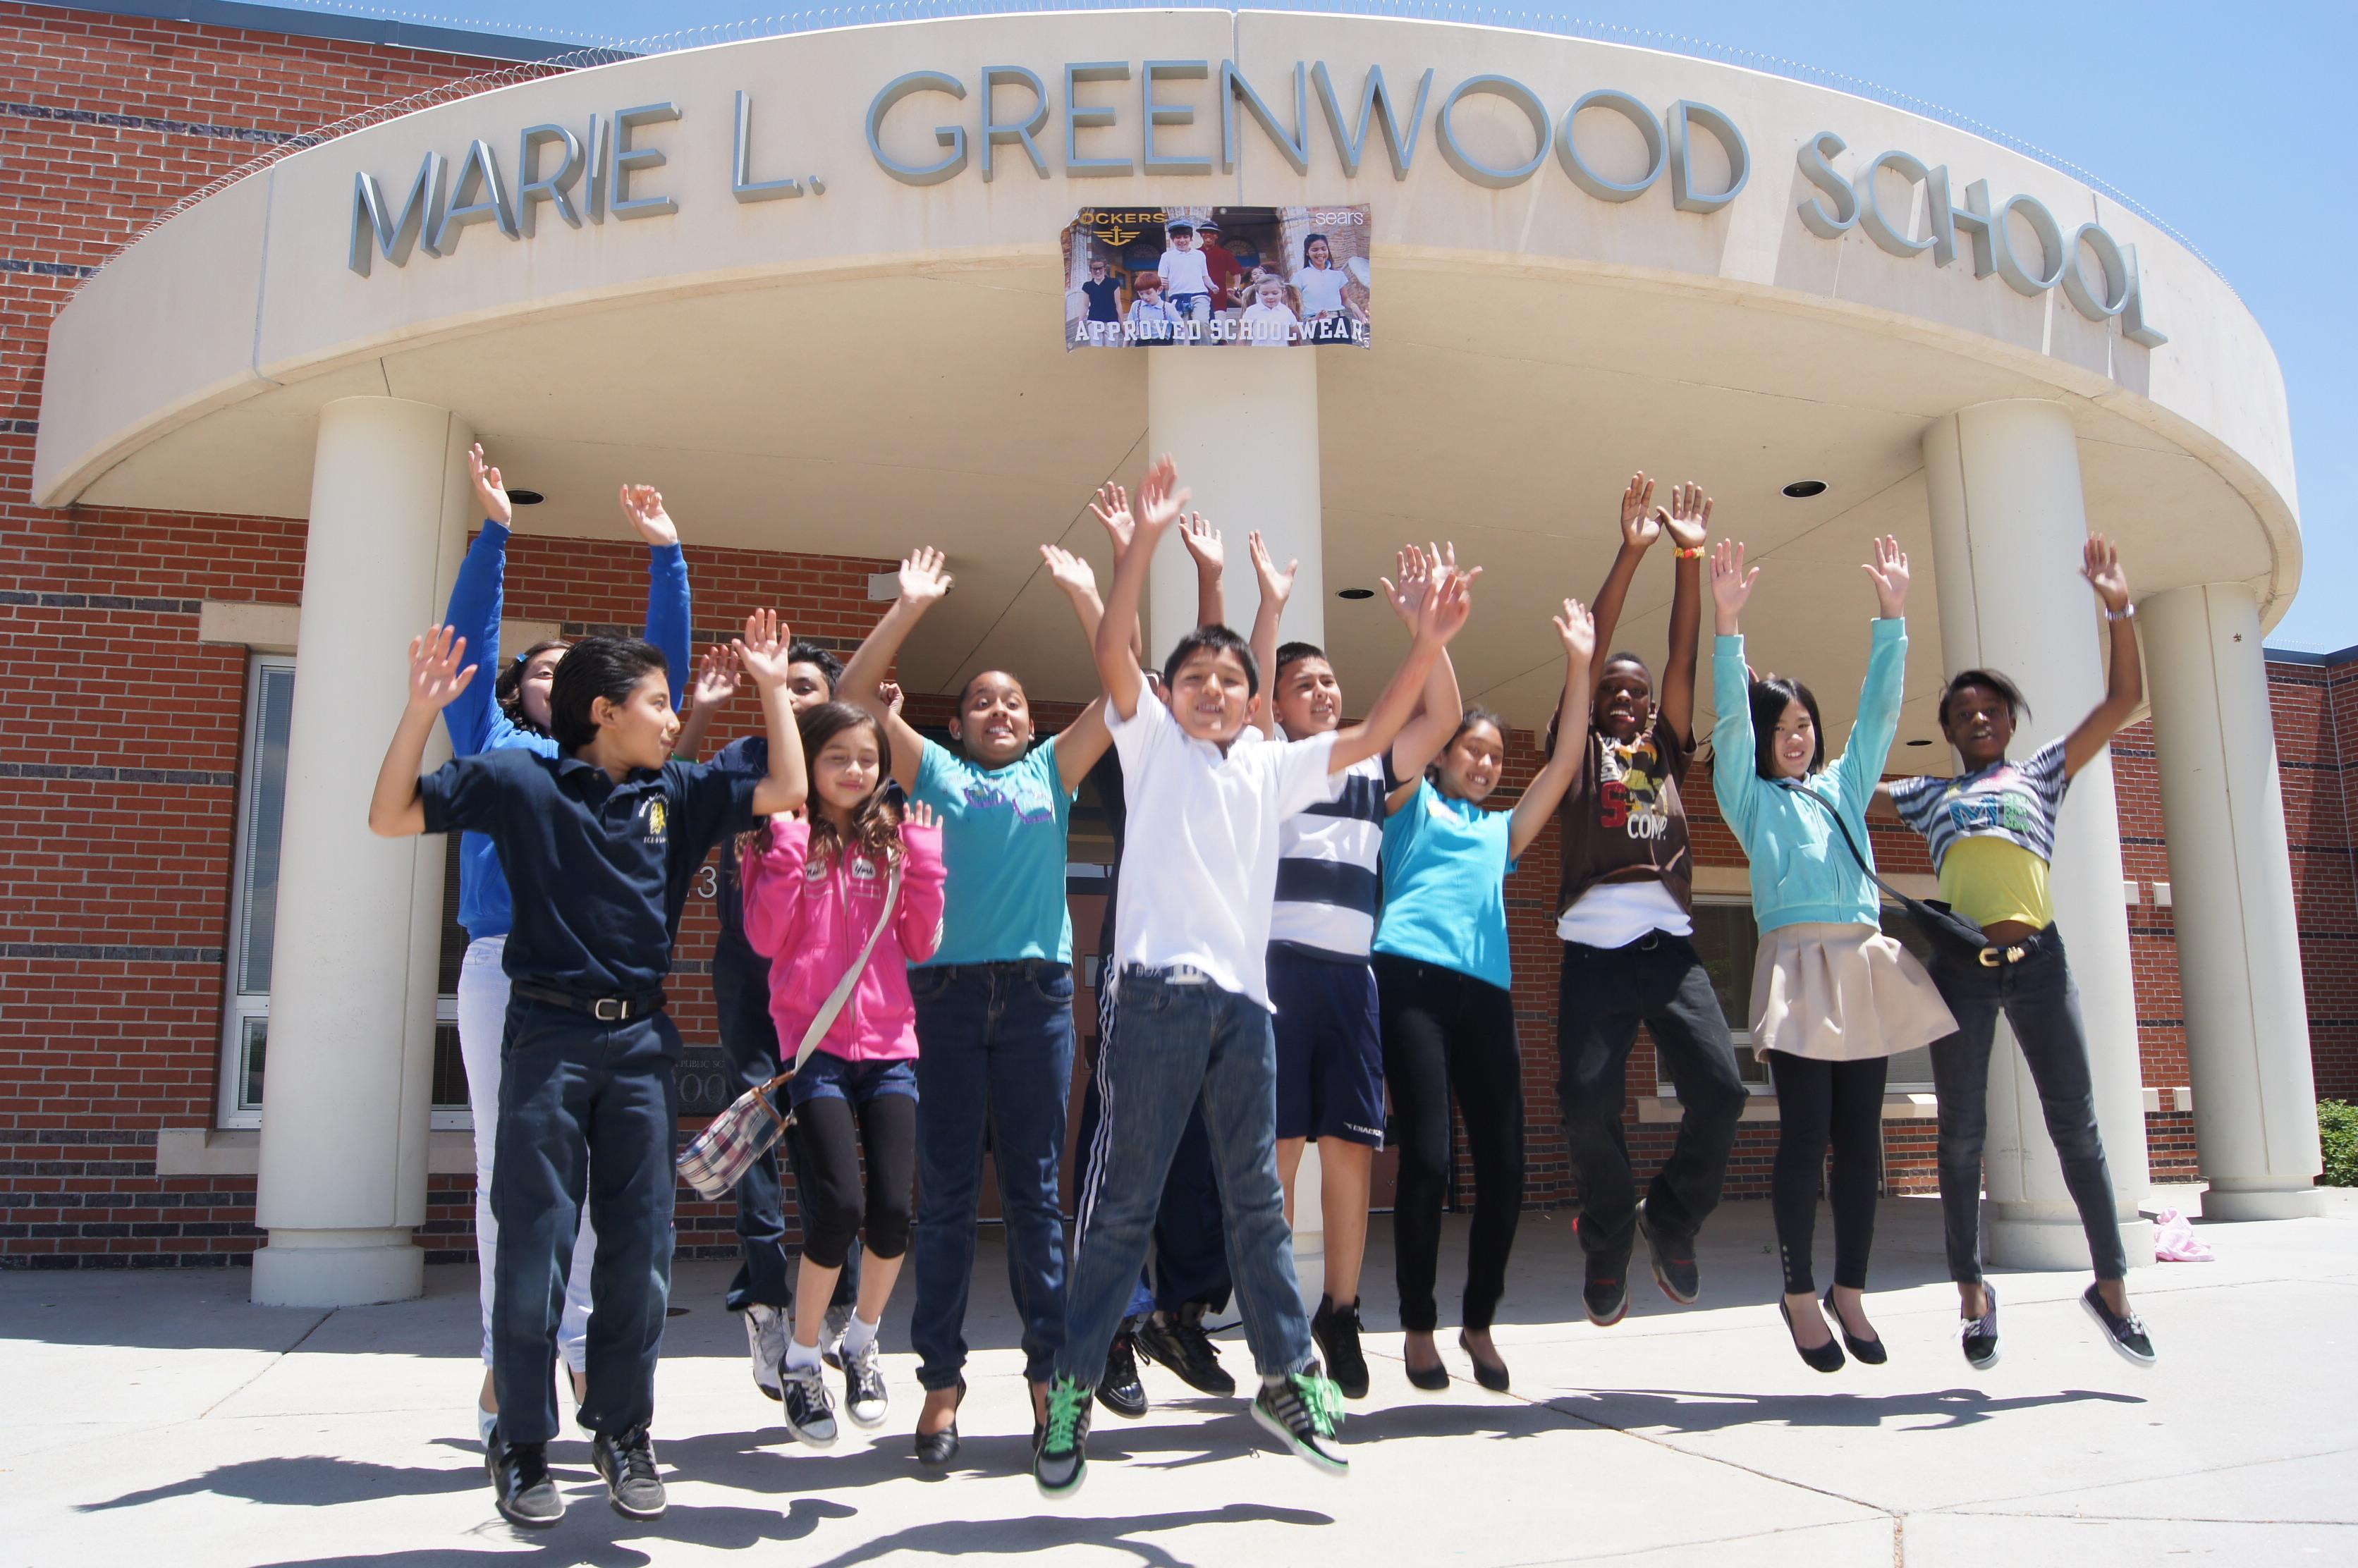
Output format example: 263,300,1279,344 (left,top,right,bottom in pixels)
1,0,2344,1306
